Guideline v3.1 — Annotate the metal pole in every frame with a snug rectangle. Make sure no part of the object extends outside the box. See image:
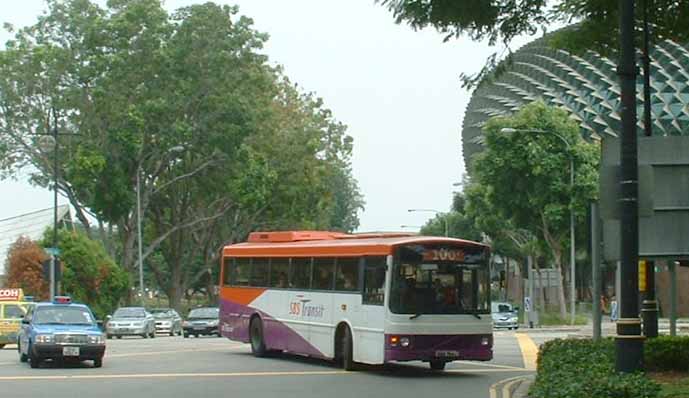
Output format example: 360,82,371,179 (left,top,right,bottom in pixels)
641,0,658,339
670,261,677,336
591,202,602,341
137,168,144,306
616,0,644,373
570,157,576,325
528,255,534,328
52,108,59,299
